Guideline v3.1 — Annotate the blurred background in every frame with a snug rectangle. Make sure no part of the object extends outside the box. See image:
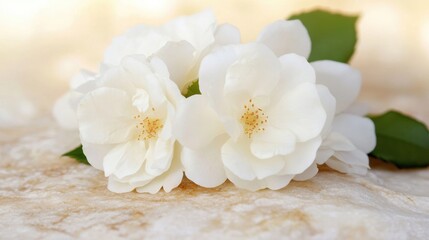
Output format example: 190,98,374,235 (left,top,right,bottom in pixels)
1,0,429,127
